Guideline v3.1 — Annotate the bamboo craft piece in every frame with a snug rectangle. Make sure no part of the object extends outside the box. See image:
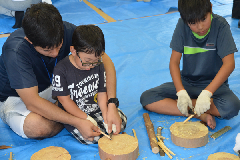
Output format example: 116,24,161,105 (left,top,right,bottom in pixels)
100,130,112,140
156,126,165,156
170,121,208,148
9,152,13,160
157,136,175,159
183,111,197,124
143,113,159,154
210,126,232,140
183,114,195,123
